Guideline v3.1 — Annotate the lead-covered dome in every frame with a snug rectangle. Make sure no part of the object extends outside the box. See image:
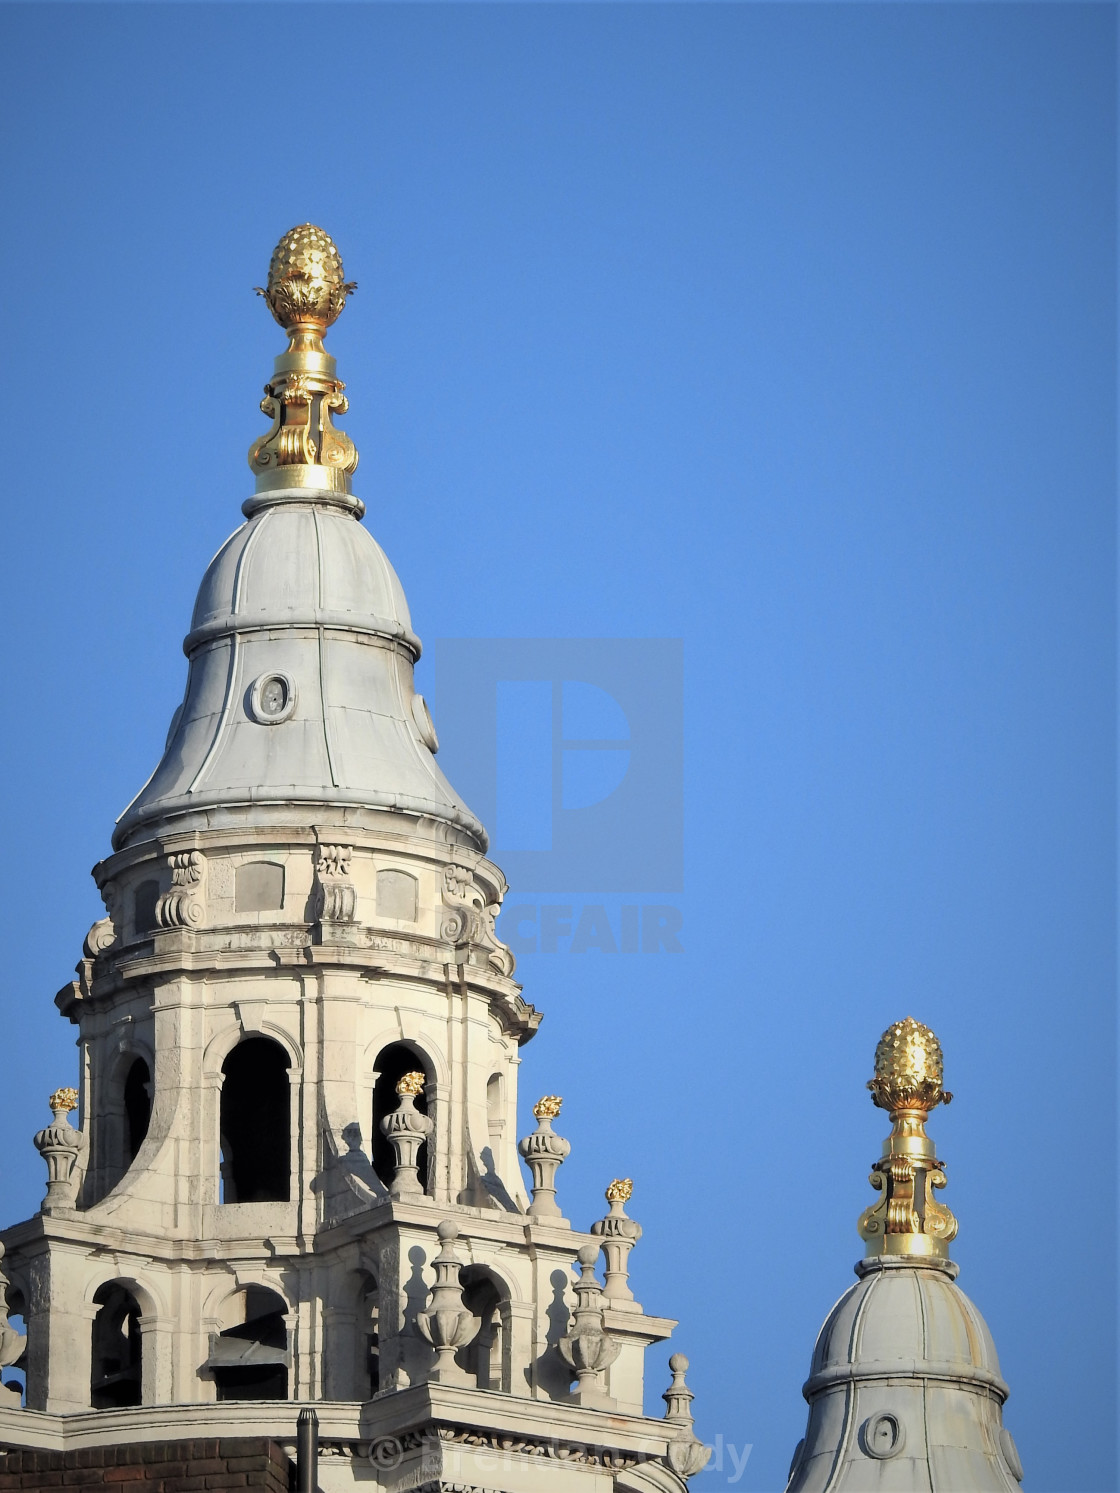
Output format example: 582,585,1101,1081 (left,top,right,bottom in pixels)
786,1259,1023,1492
113,492,485,850
186,499,419,657
807,1258,1007,1398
